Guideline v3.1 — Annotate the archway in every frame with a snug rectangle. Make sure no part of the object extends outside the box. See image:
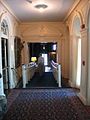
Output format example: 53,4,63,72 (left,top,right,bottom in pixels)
72,16,81,88
0,13,15,96
1,19,10,94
